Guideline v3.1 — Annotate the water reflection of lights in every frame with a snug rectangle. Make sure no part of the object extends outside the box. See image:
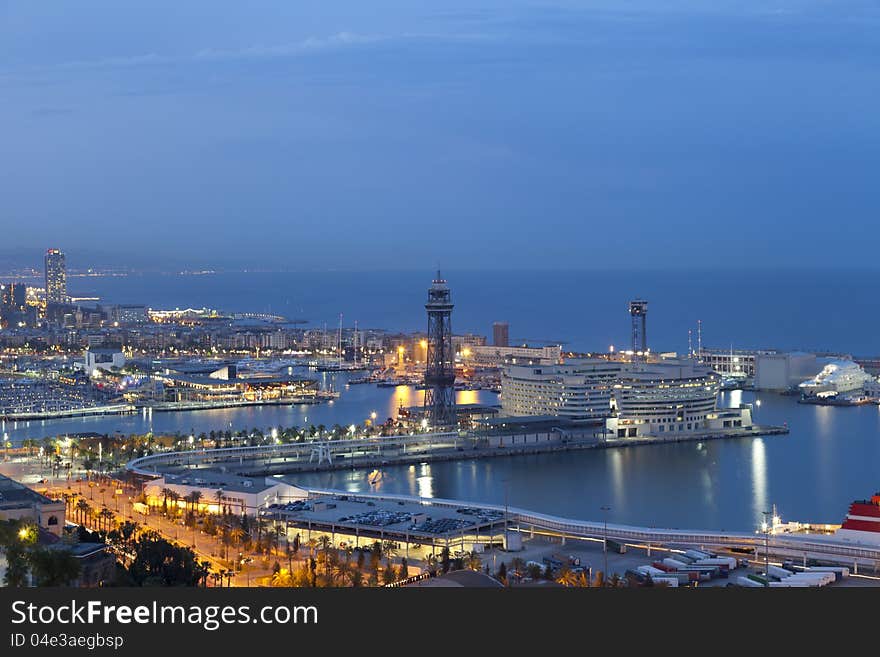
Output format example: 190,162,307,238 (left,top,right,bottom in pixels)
609,450,624,502
815,405,831,435
751,438,767,524
416,476,433,498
